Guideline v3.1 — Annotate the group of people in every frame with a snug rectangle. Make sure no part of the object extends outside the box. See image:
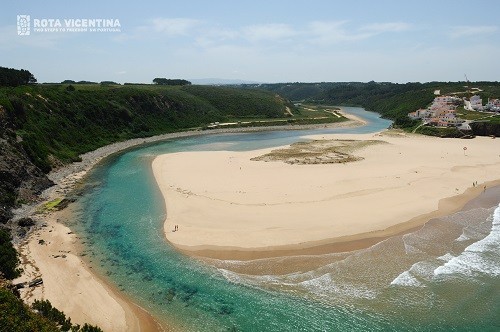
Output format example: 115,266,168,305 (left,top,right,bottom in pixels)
173,224,179,232
472,181,487,191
